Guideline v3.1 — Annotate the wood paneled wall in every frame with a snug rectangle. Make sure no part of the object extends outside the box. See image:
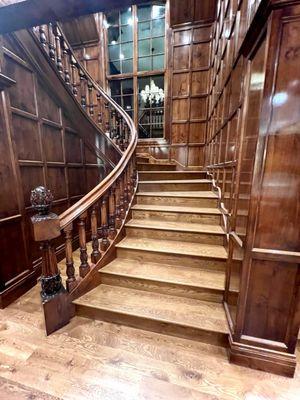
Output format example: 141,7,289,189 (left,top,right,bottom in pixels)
170,0,217,27
205,0,300,376
0,35,106,307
